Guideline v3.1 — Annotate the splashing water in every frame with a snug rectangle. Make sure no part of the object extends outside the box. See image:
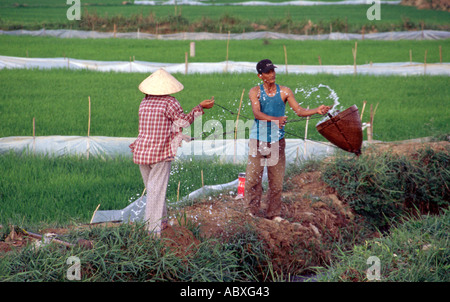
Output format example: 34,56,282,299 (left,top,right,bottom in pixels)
294,84,344,126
